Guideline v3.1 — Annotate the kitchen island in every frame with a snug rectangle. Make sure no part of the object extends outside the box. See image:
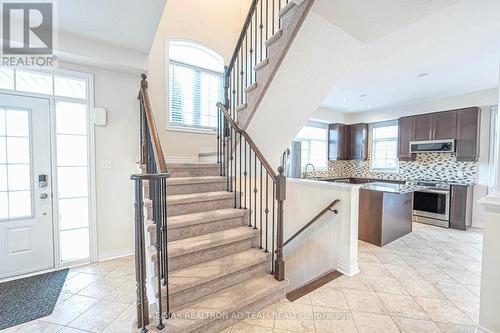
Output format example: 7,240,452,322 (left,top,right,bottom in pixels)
358,182,424,247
